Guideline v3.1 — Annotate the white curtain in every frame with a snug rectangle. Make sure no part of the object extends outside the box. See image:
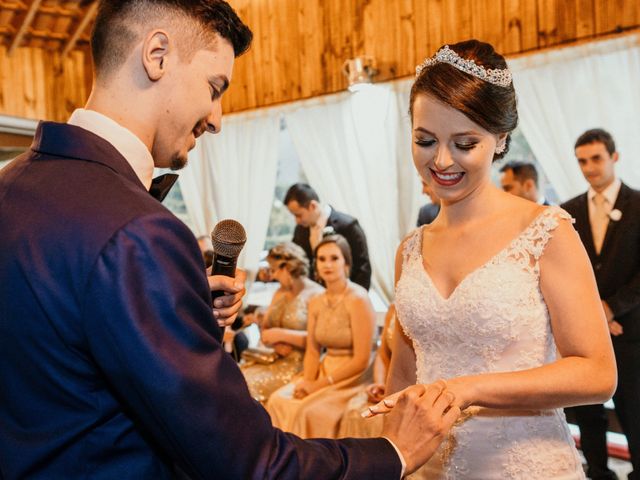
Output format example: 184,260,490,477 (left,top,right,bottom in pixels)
178,110,280,276
284,85,403,301
509,33,640,201
391,78,424,237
